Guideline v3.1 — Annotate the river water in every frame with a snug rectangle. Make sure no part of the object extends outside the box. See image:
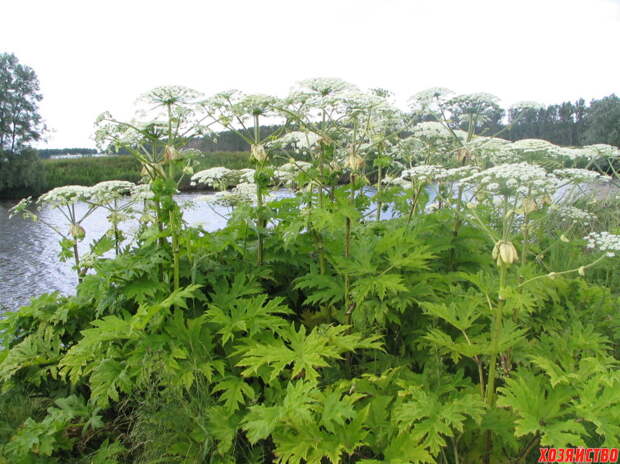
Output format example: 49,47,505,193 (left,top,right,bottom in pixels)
3,180,607,312
0,193,234,312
